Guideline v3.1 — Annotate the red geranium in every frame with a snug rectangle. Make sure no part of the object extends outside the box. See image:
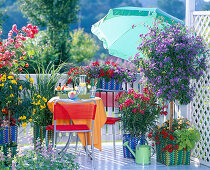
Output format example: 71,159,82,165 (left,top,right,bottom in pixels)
175,145,179,149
